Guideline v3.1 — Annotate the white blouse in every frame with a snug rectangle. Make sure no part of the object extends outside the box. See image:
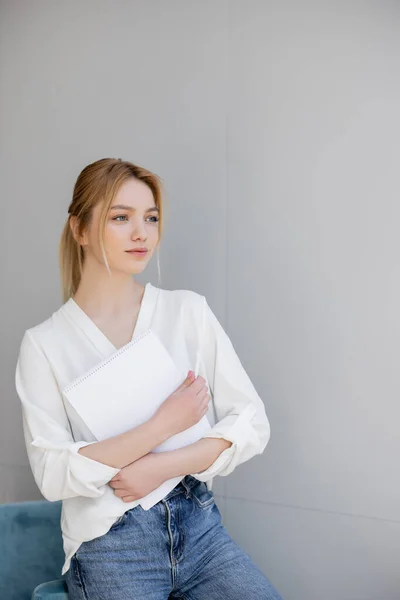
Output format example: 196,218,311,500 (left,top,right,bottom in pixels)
15,282,271,576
